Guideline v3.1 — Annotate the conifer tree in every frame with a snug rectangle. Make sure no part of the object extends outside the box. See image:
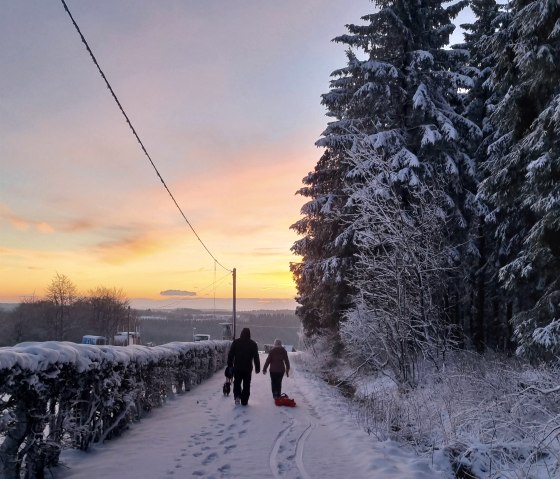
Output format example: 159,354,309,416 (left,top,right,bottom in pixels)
291,149,354,336
459,0,510,351
291,48,387,337
481,0,560,359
